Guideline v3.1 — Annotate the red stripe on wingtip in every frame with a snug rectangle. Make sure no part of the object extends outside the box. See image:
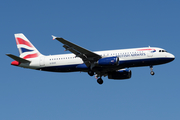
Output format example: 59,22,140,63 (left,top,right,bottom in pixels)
16,37,33,47
23,53,39,59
